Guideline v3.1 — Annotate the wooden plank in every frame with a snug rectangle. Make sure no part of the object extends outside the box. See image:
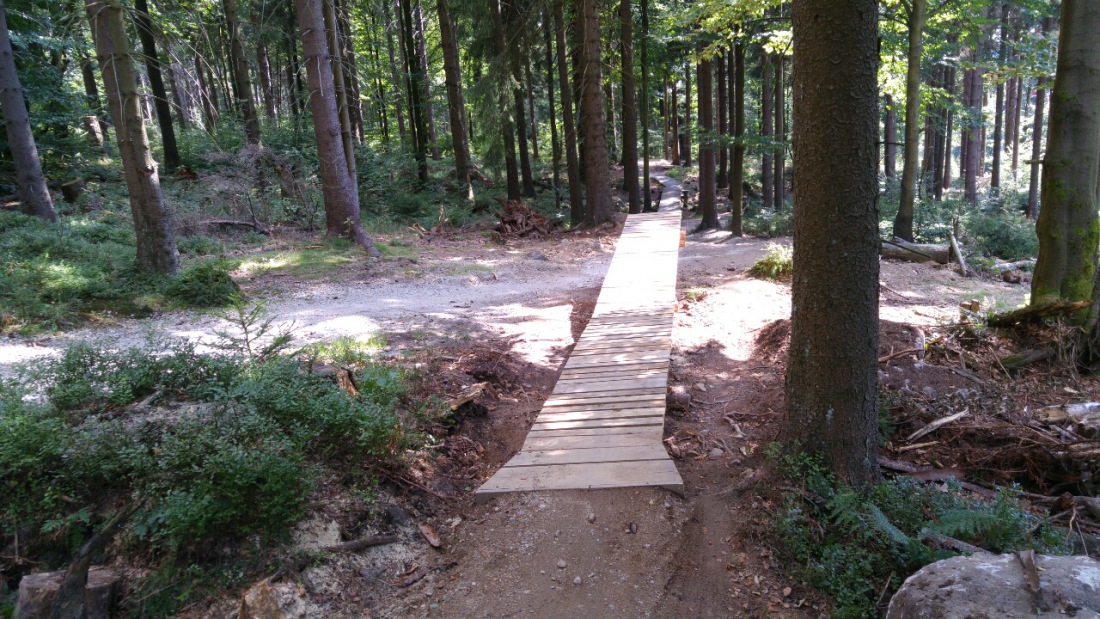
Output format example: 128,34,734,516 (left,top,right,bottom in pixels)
525,425,665,438
531,416,665,431
550,376,667,395
559,366,668,380
563,350,670,368
543,390,665,406
504,445,670,467
538,398,666,414
536,407,666,423
522,432,662,451
476,460,682,495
